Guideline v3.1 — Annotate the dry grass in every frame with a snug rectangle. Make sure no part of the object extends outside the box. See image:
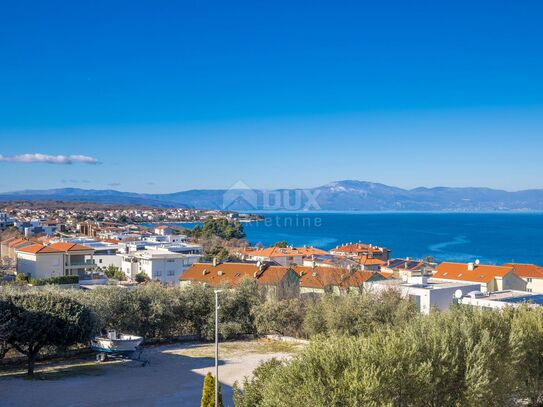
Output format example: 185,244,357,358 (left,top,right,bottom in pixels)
166,339,305,359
